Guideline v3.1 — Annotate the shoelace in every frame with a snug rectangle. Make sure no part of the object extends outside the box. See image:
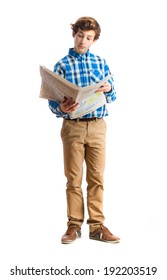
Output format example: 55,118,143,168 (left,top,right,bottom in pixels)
66,226,79,235
100,225,113,236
